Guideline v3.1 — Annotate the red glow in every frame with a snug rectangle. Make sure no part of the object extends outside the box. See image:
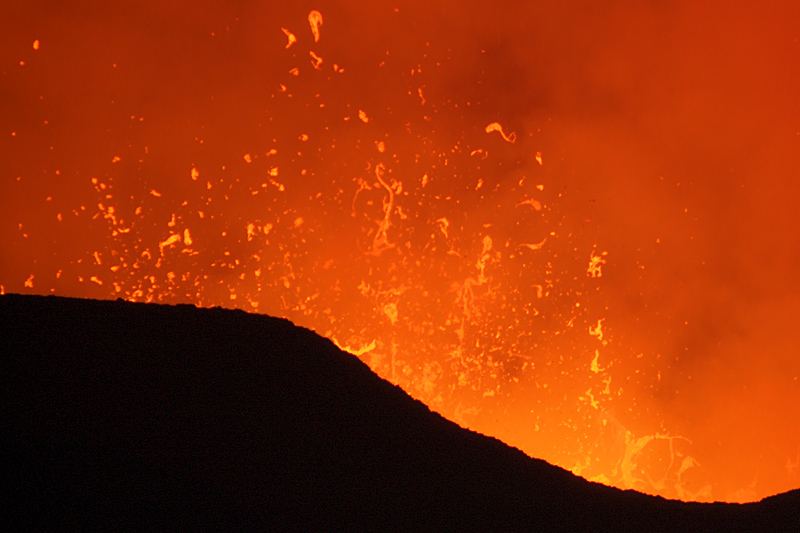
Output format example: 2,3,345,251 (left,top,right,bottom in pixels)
2,1,799,502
